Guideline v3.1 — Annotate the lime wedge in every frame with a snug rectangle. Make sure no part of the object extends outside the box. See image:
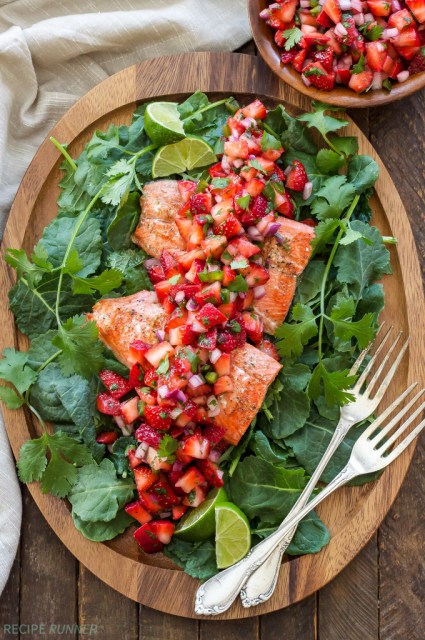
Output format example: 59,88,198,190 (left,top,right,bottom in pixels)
174,487,228,542
152,136,217,178
144,102,185,146
215,502,251,569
